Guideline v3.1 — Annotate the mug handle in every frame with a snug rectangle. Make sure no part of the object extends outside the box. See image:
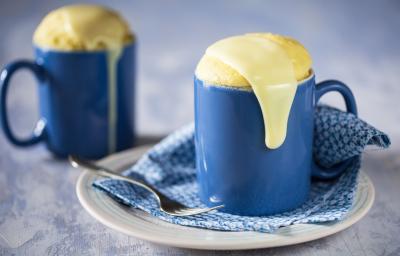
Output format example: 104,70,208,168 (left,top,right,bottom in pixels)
312,80,358,180
0,60,47,146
